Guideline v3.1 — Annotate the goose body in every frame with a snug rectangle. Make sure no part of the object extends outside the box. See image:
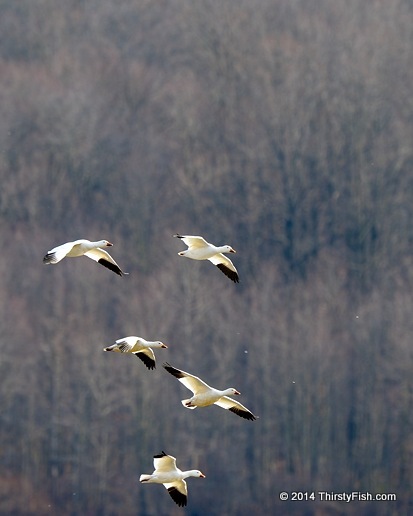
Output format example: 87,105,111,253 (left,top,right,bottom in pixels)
173,234,239,283
104,336,168,370
140,451,205,507
163,363,257,420
43,239,128,276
